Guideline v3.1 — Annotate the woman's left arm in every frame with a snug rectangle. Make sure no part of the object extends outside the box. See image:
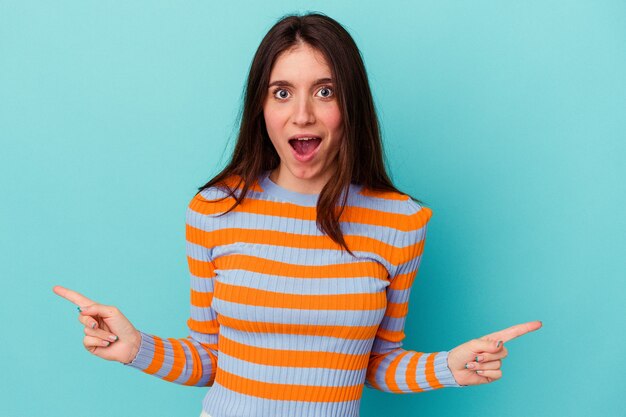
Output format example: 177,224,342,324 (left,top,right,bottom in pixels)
365,203,460,392
365,202,541,391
